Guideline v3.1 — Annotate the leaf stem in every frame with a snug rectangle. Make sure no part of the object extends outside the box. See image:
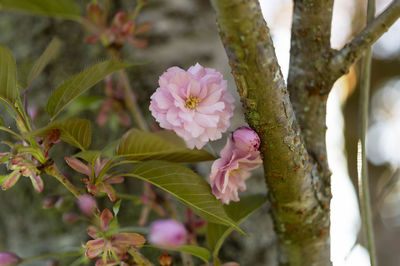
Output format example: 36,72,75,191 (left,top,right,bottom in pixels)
44,163,82,199
21,251,82,264
358,0,377,265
